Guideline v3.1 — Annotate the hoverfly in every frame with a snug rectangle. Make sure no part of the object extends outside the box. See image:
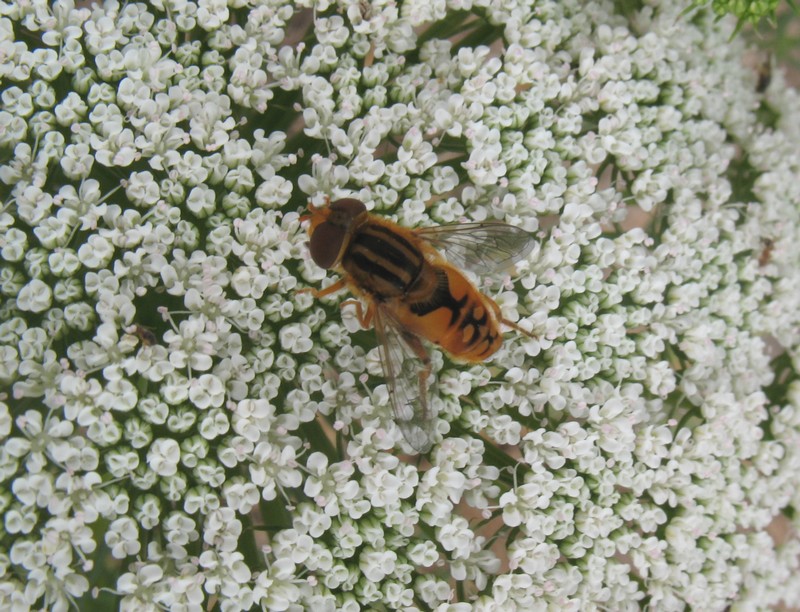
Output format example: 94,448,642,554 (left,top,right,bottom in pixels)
303,198,535,452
